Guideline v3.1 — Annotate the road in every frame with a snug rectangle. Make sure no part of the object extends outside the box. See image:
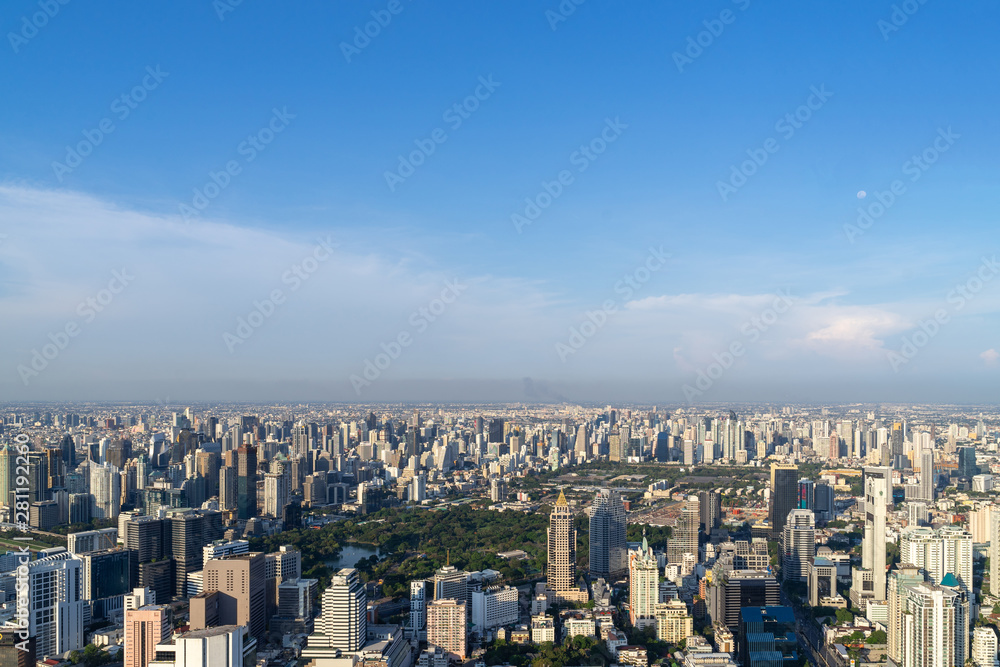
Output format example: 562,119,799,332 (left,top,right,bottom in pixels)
781,587,834,667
